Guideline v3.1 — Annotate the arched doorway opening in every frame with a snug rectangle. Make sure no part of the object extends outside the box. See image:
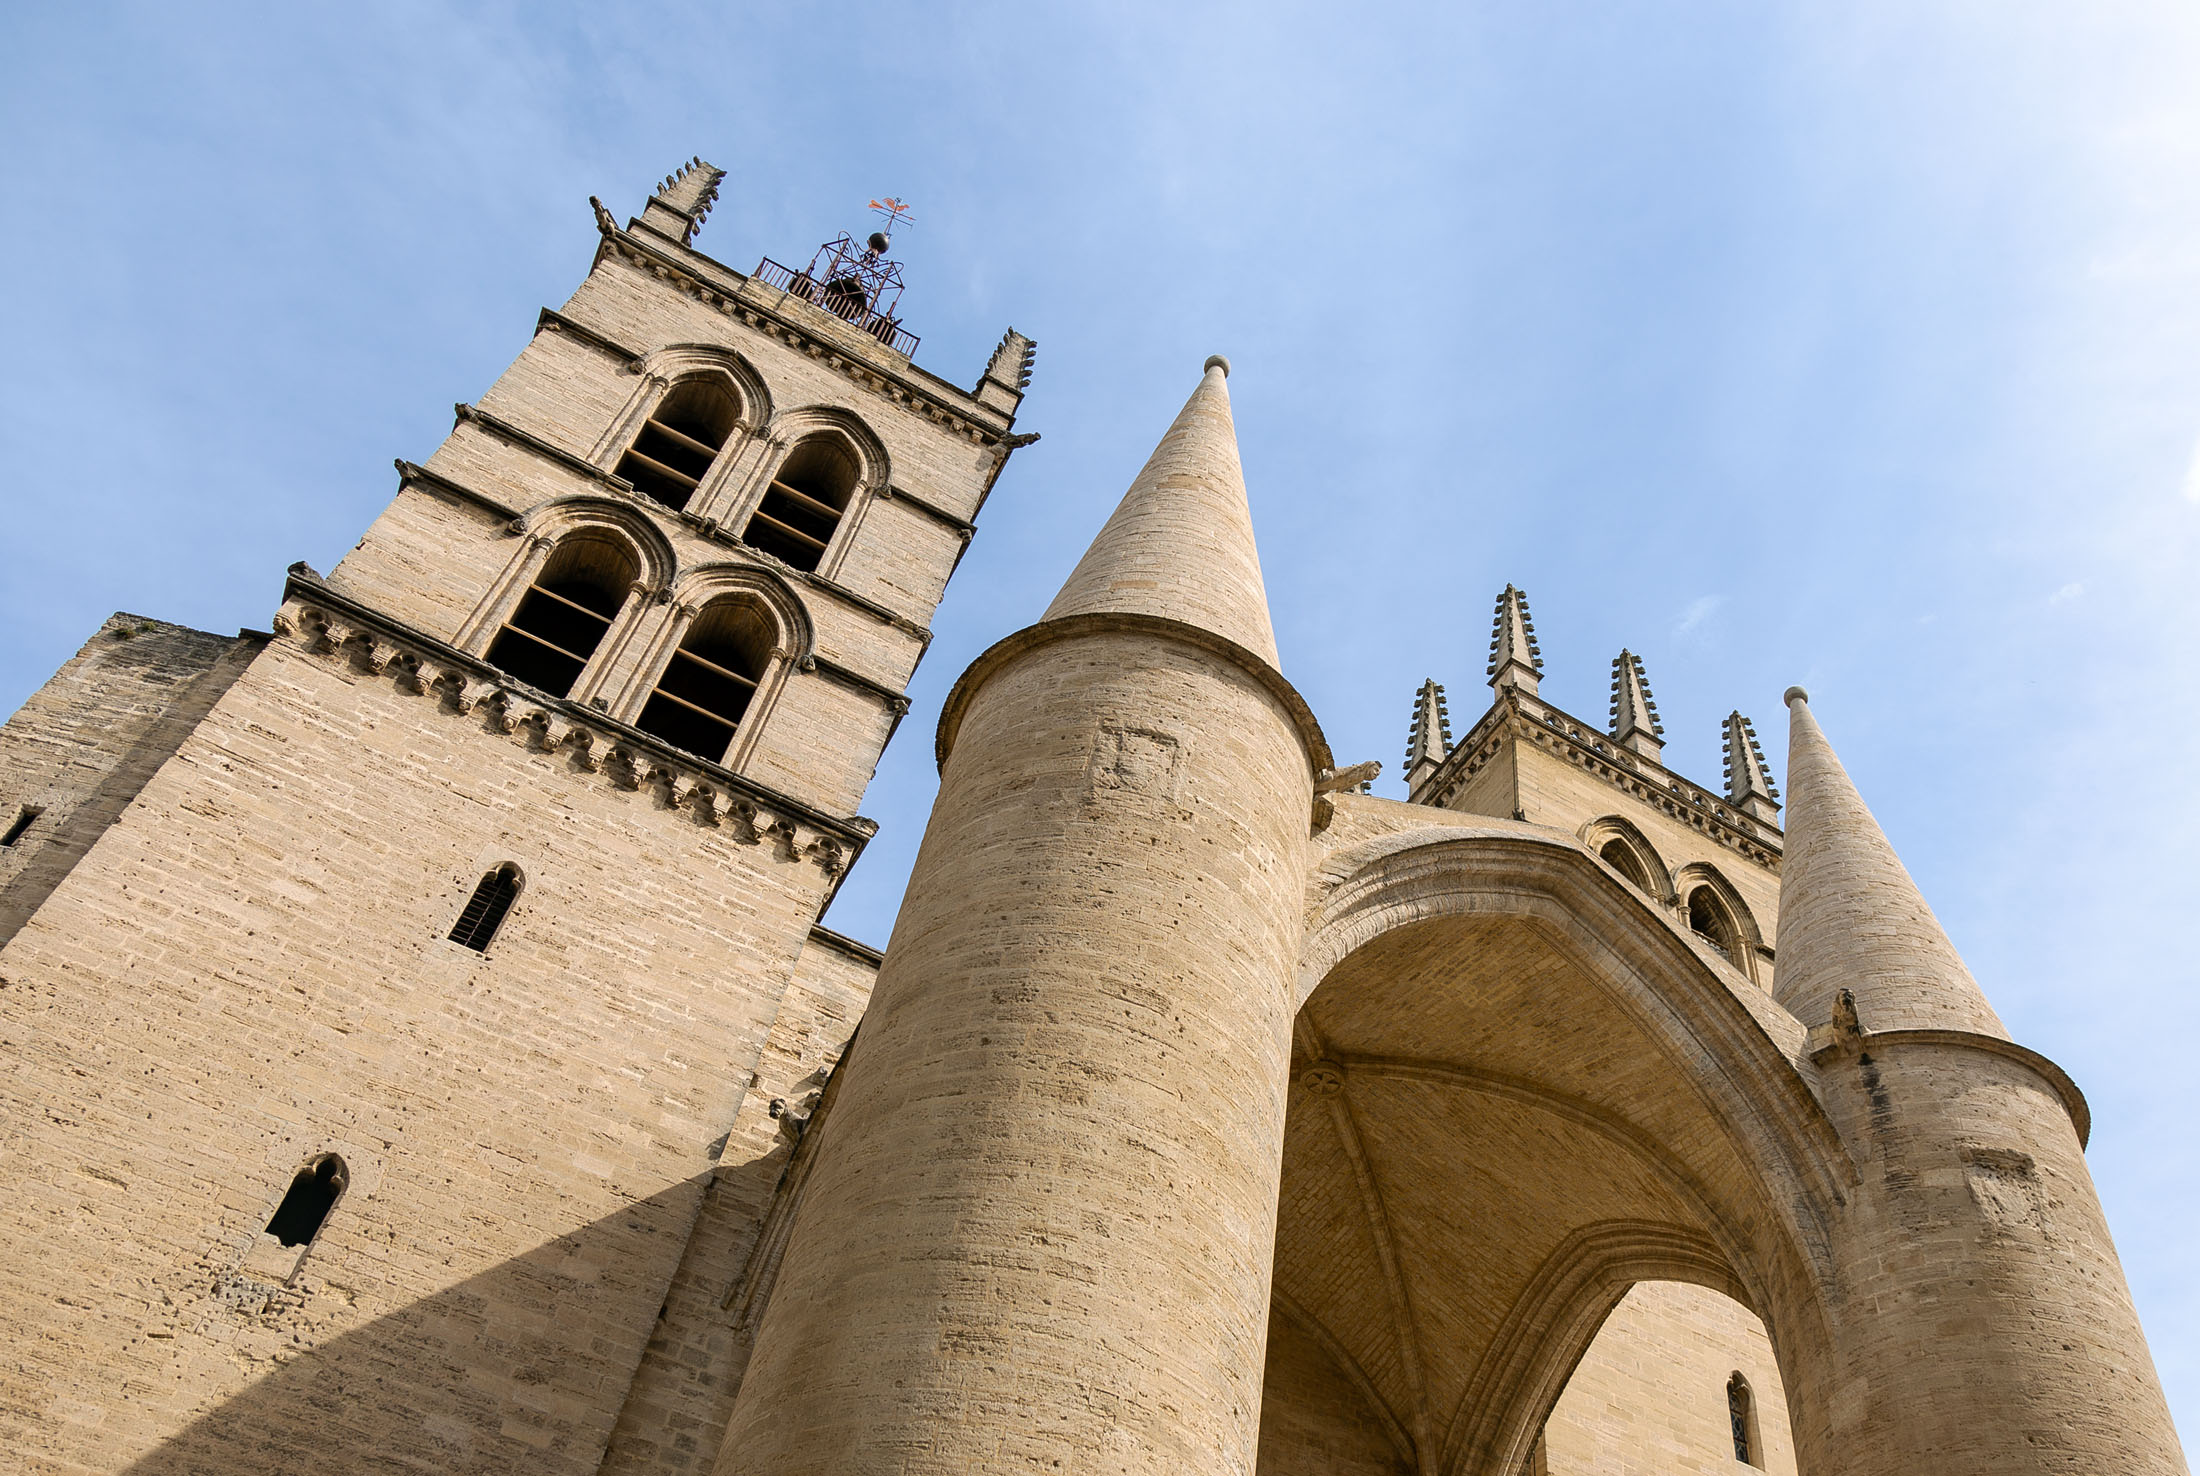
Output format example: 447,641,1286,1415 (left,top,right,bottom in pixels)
1264,826,1848,1476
